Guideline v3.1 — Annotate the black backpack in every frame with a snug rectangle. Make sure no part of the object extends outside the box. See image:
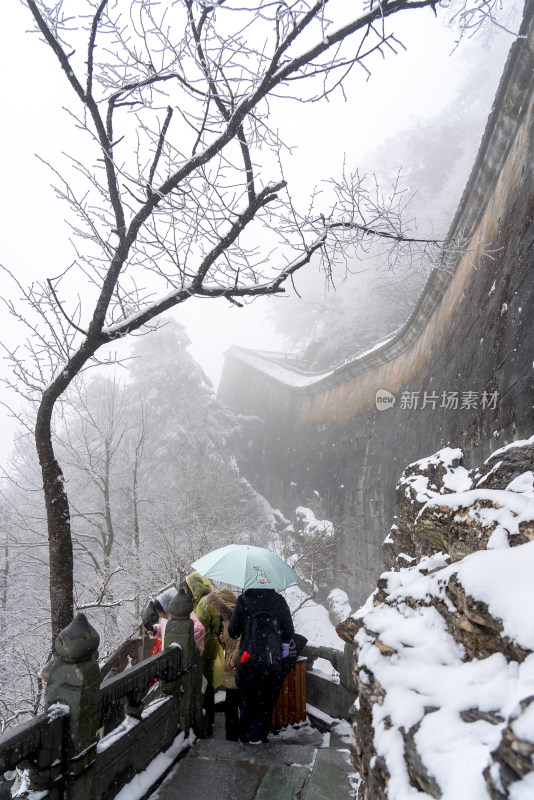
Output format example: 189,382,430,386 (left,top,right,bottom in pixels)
242,602,282,669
